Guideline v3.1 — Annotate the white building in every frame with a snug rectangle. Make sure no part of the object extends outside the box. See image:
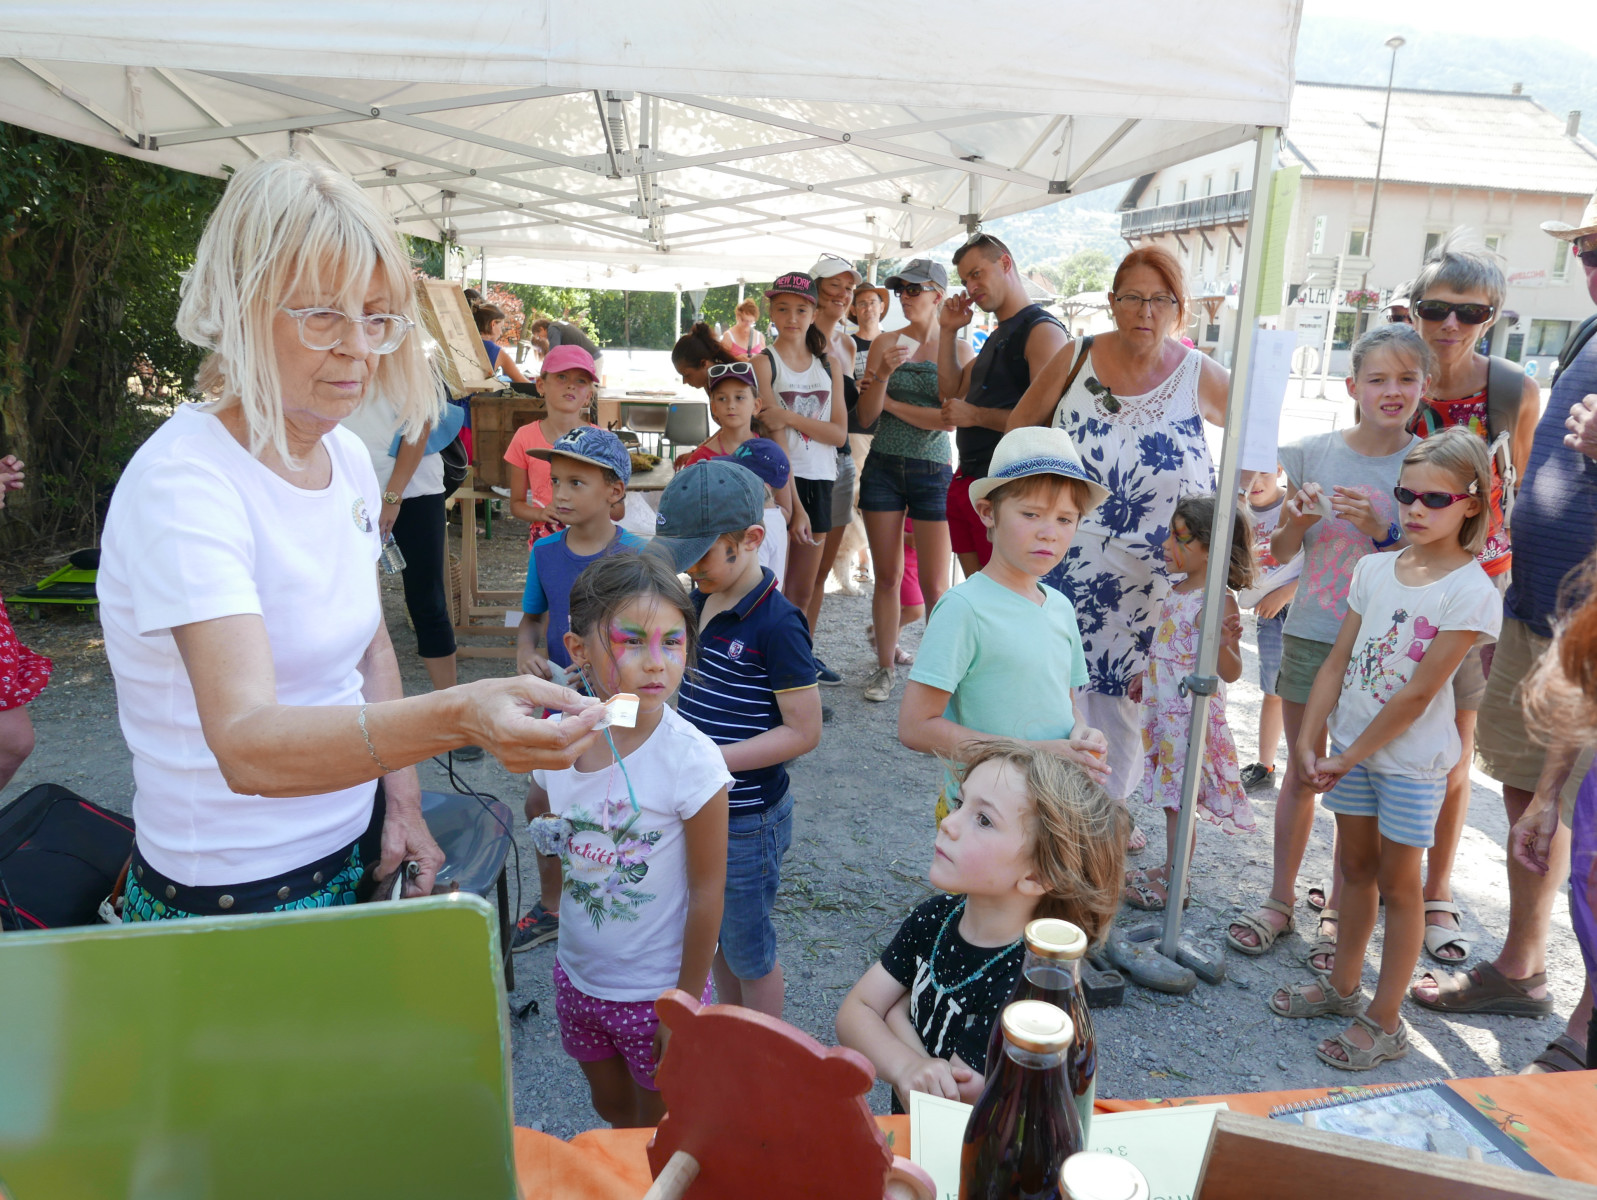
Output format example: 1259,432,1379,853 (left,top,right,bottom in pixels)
1119,82,1597,378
